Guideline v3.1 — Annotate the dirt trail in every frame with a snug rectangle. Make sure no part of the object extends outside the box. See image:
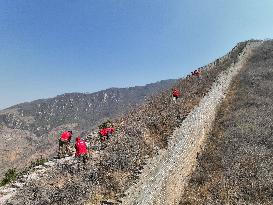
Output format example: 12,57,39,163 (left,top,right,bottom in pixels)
121,41,262,205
